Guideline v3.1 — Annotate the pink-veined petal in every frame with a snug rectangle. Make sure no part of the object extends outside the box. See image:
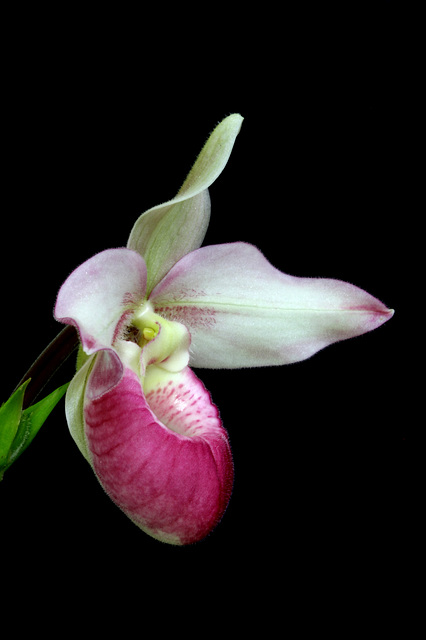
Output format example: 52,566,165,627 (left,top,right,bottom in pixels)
150,242,394,369
55,248,147,354
83,352,233,545
66,348,128,463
